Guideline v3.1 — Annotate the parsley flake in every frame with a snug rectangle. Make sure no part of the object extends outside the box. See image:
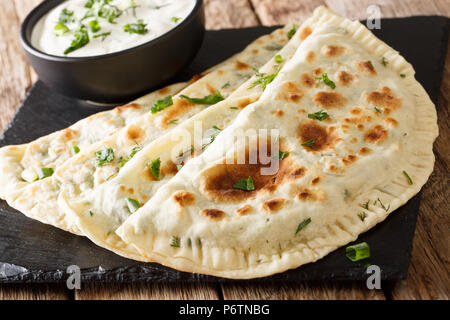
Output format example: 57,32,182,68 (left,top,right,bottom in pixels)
126,198,141,213
403,170,413,185
180,91,224,105
170,236,180,248
59,8,74,24
95,147,114,166
295,217,311,234
54,22,69,36
151,95,173,114
93,32,111,41
308,110,328,121
301,139,315,148
287,24,298,40
315,73,336,89
150,157,161,180
233,176,255,191
124,19,148,34
274,54,284,64
250,68,280,91
64,26,90,55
